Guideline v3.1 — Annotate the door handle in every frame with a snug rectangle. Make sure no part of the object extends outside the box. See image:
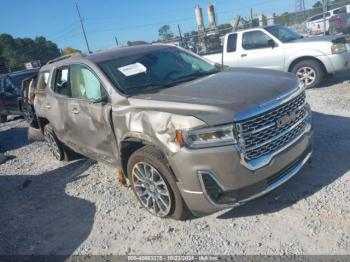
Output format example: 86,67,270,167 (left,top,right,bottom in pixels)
46,104,52,109
241,54,248,57
71,108,80,114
